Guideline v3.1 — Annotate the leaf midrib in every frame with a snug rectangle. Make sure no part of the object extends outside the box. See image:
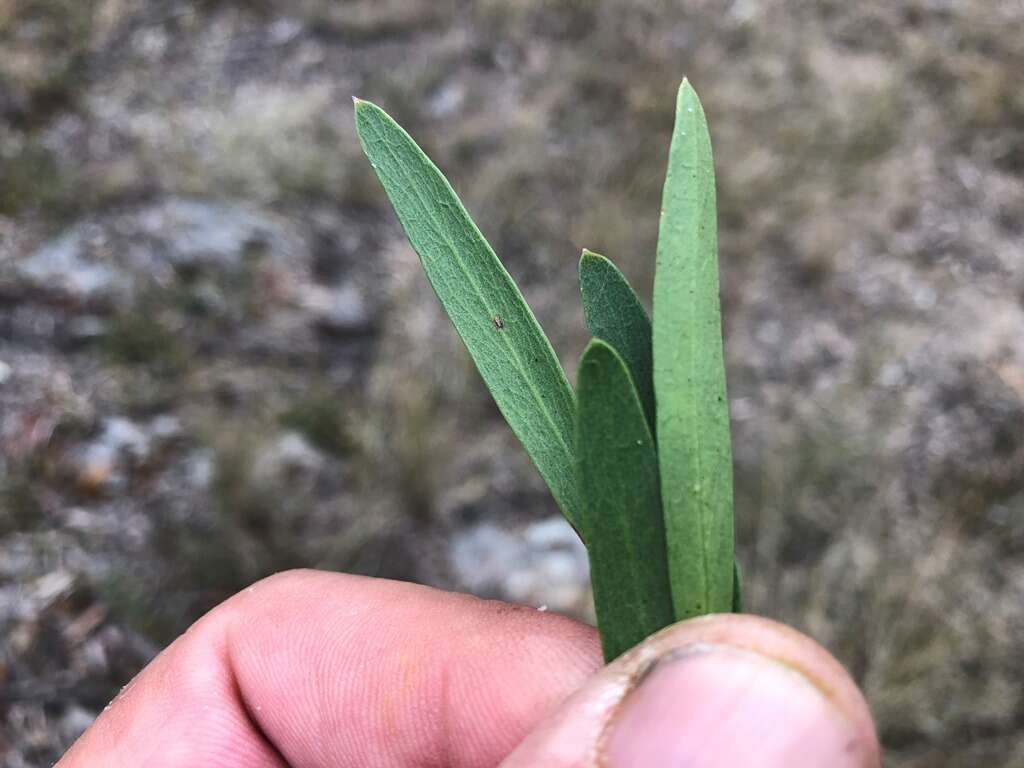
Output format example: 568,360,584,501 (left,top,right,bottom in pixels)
690,183,710,613
685,124,716,614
